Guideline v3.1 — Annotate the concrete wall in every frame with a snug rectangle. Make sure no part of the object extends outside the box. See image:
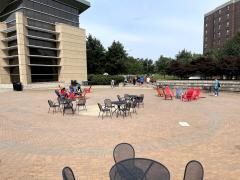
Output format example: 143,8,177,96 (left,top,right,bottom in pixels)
16,12,31,84
0,22,11,84
56,23,87,83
